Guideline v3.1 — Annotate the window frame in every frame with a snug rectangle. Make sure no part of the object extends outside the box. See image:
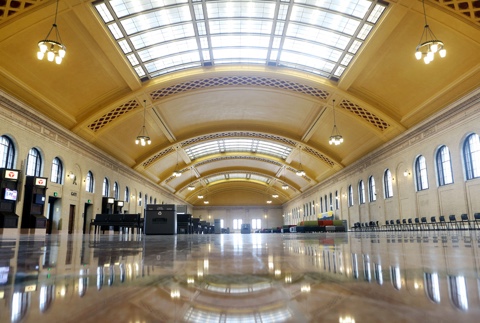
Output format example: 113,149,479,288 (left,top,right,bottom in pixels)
50,157,63,184
85,171,94,193
358,180,365,204
348,185,354,207
102,177,110,197
436,145,453,186
368,176,376,202
464,133,480,180
0,135,15,169
415,155,429,191
384,169,393,198
26,147,42,177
